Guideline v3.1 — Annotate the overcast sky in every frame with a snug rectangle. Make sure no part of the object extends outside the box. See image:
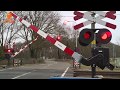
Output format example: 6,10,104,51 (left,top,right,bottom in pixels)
59,11,120,45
